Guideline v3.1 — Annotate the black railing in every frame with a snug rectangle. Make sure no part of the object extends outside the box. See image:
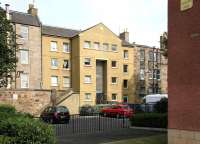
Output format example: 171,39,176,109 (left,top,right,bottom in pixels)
52,113,130,136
